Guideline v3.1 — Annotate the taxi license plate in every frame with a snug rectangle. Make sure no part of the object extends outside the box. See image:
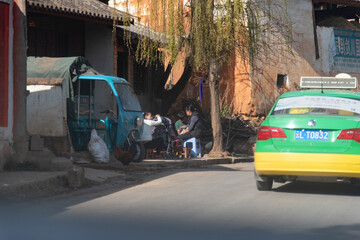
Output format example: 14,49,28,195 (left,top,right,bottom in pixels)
294,130,329,141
